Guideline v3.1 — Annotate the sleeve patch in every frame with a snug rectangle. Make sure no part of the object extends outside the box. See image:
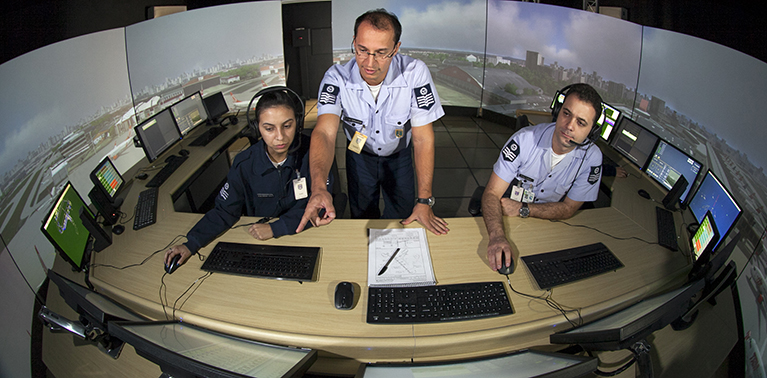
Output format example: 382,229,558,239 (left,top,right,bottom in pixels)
319,84,339,105
414,84,435,110
502,140,520,162
588,166,601,185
